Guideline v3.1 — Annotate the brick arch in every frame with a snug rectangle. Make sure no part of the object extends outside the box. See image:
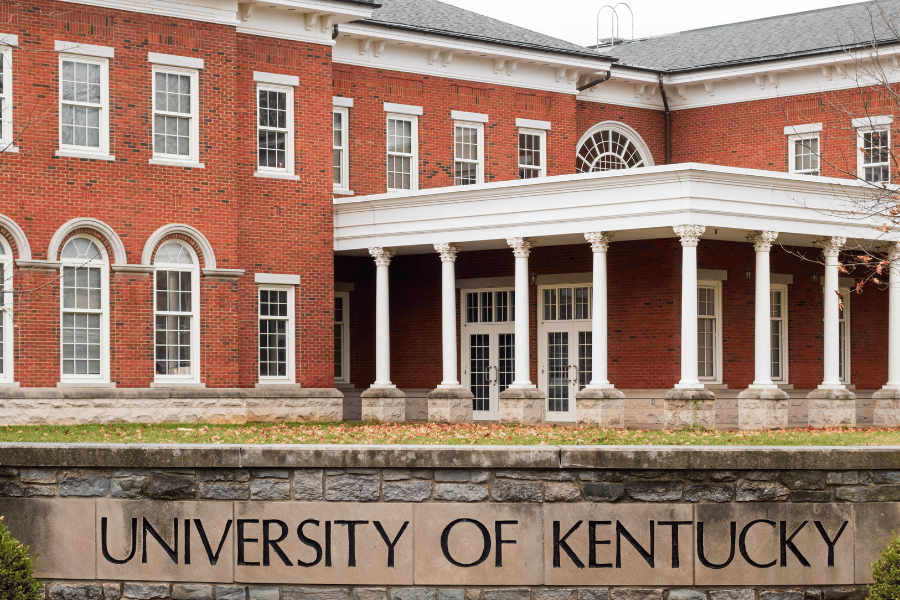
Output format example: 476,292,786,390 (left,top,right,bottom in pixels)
141,224,216,270
150,234,203,267
0,213,31,260
57,228,115,263
48,218,126,264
